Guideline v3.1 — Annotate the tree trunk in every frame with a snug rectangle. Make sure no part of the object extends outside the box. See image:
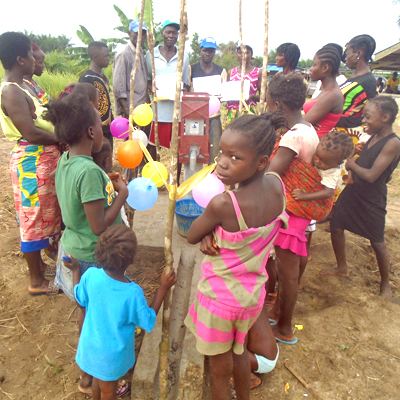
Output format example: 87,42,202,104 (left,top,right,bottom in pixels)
159,1,187,399
258,0,269,114
238,0,247,116
148,21,161,161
